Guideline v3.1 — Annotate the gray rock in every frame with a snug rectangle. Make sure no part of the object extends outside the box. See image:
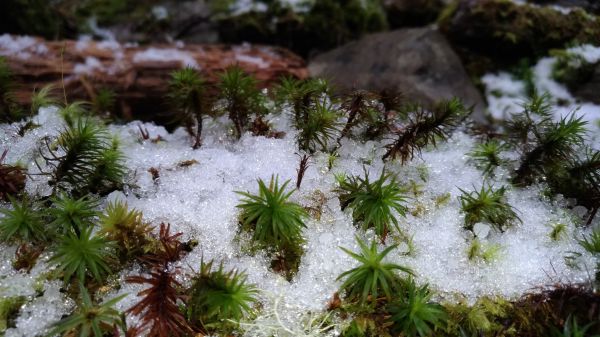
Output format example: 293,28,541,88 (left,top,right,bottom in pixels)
308,27,486,122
